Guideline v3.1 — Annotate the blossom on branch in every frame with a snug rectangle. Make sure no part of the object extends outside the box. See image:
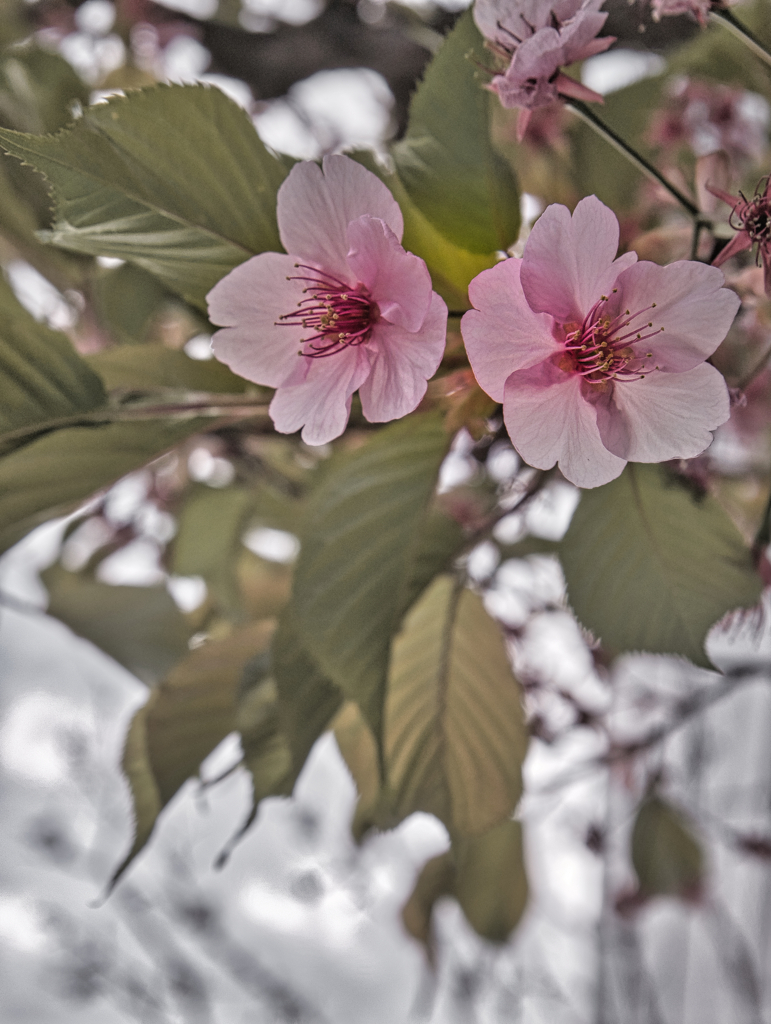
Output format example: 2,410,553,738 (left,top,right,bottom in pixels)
650,0,735,26
709,177,771,295
473,0,614,137
461,196,740,488
207,155,447,445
